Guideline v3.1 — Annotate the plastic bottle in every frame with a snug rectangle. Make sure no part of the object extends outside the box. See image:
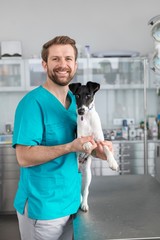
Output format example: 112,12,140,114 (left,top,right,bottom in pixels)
152,119,158,139
122,119,128,140
128,120,136,139
84,45,90,58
